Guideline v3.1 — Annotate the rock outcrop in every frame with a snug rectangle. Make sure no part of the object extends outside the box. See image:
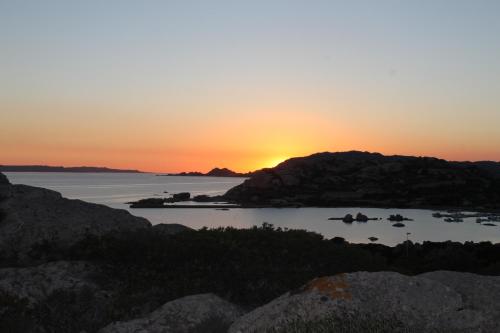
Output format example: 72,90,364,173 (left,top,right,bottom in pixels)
224,151,500,208
0,260,115,332
206,168,244,177
0,172,9,185
0,173,151,261
0,261,107,304
153,223,193,236
99,293,244,333
229,271,500,333
420,271,500,333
